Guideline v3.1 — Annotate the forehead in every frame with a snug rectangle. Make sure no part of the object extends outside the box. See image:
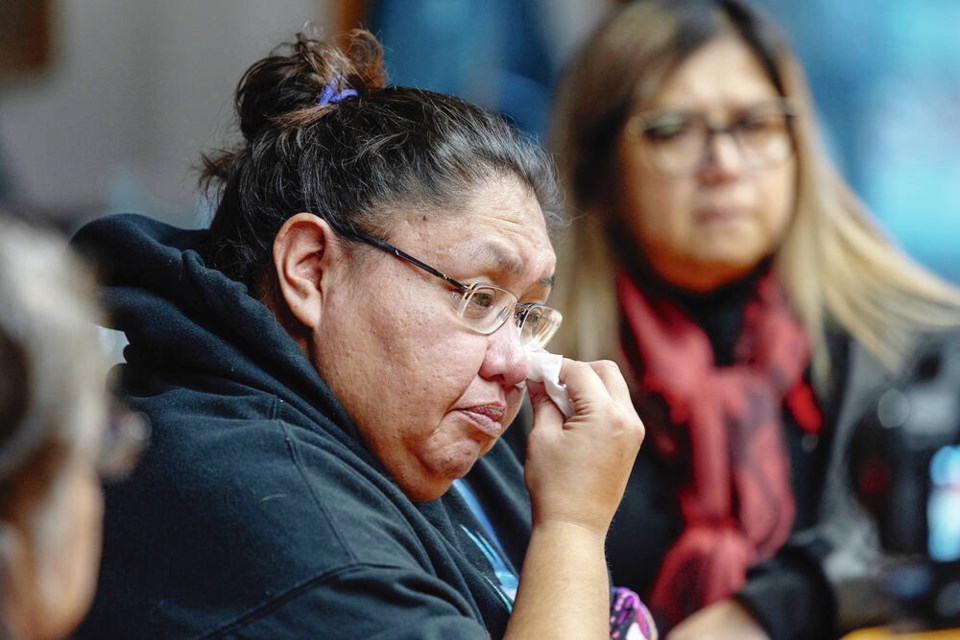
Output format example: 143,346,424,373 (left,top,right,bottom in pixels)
392,177,555,284
652,36,779,110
